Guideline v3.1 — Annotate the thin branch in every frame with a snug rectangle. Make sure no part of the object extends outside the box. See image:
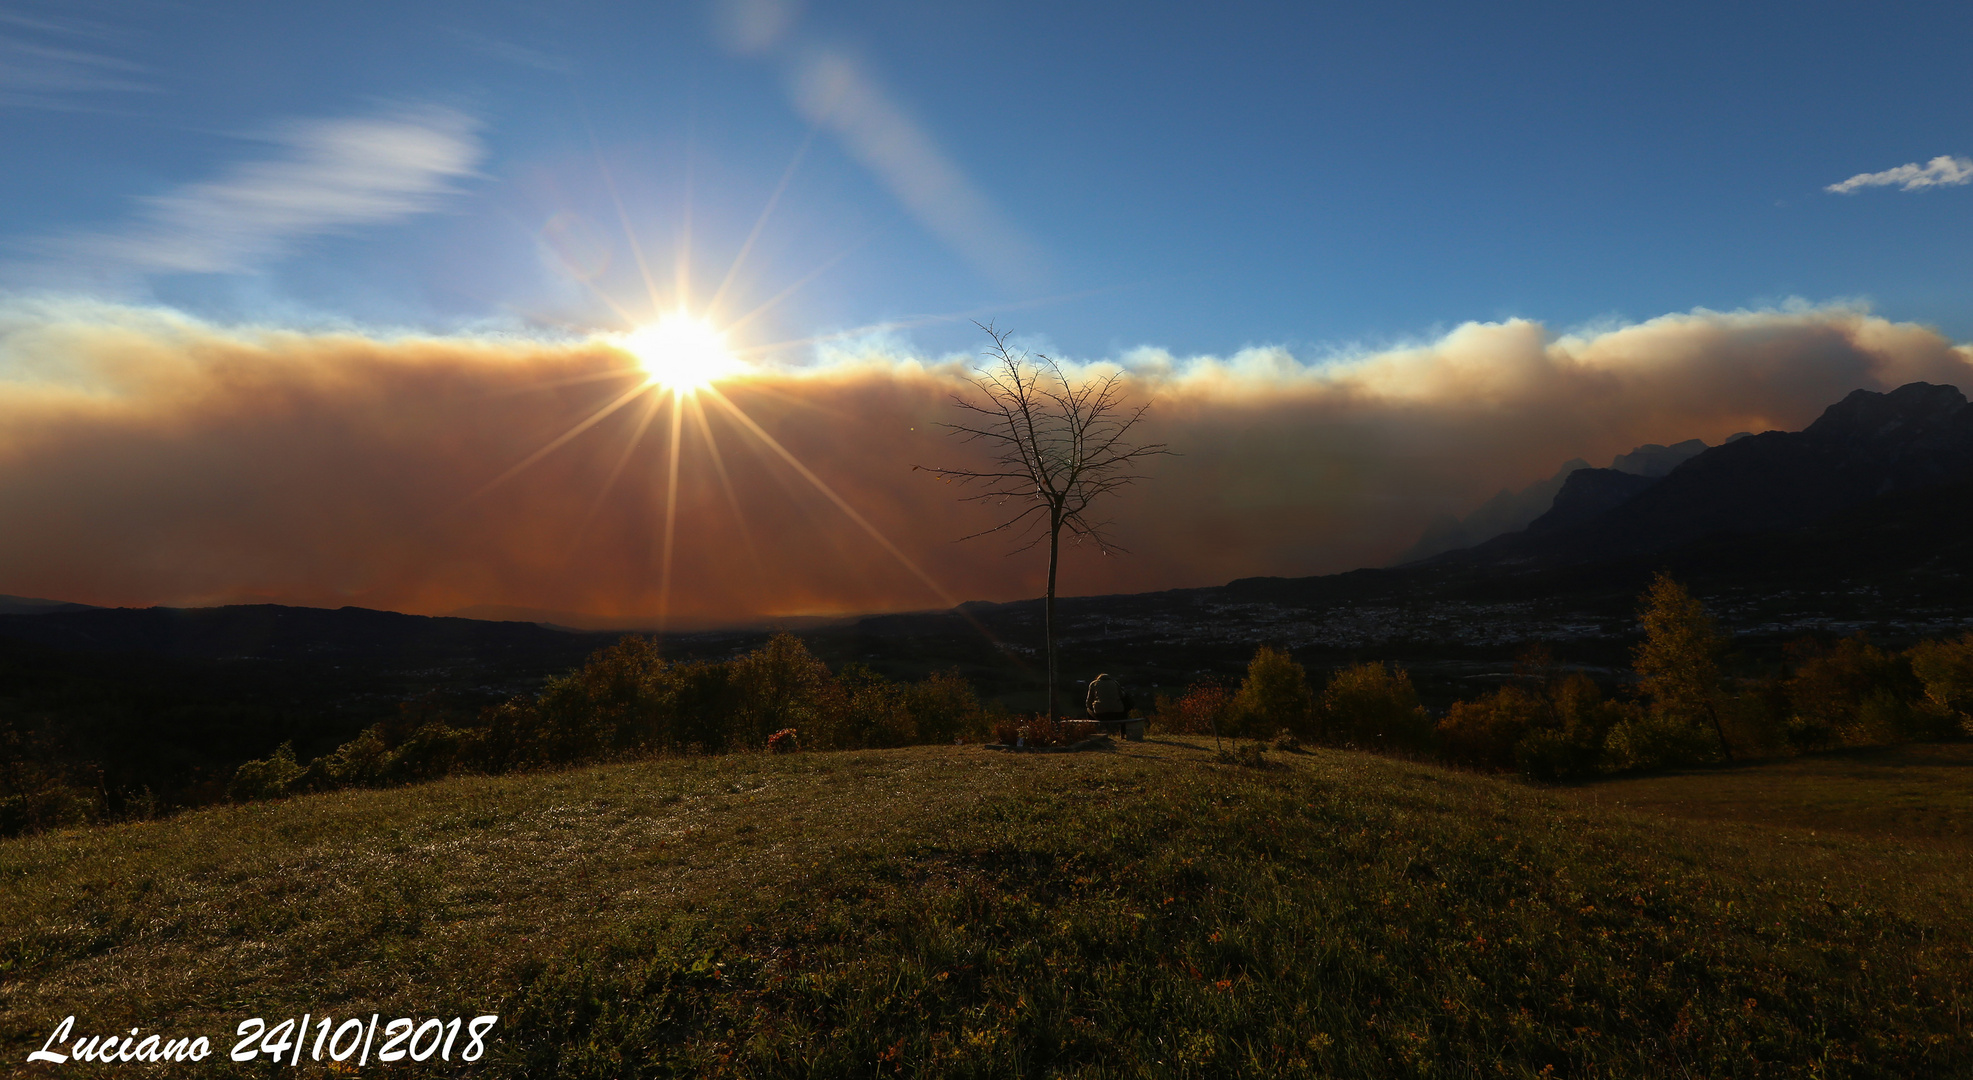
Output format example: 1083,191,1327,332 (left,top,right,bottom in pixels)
915,322,1171,548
